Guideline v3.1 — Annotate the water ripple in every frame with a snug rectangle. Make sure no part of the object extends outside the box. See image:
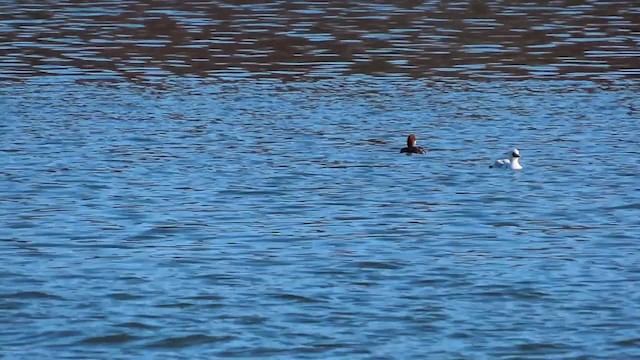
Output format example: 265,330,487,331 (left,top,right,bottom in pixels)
0,0,639,81
1,29,640,359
